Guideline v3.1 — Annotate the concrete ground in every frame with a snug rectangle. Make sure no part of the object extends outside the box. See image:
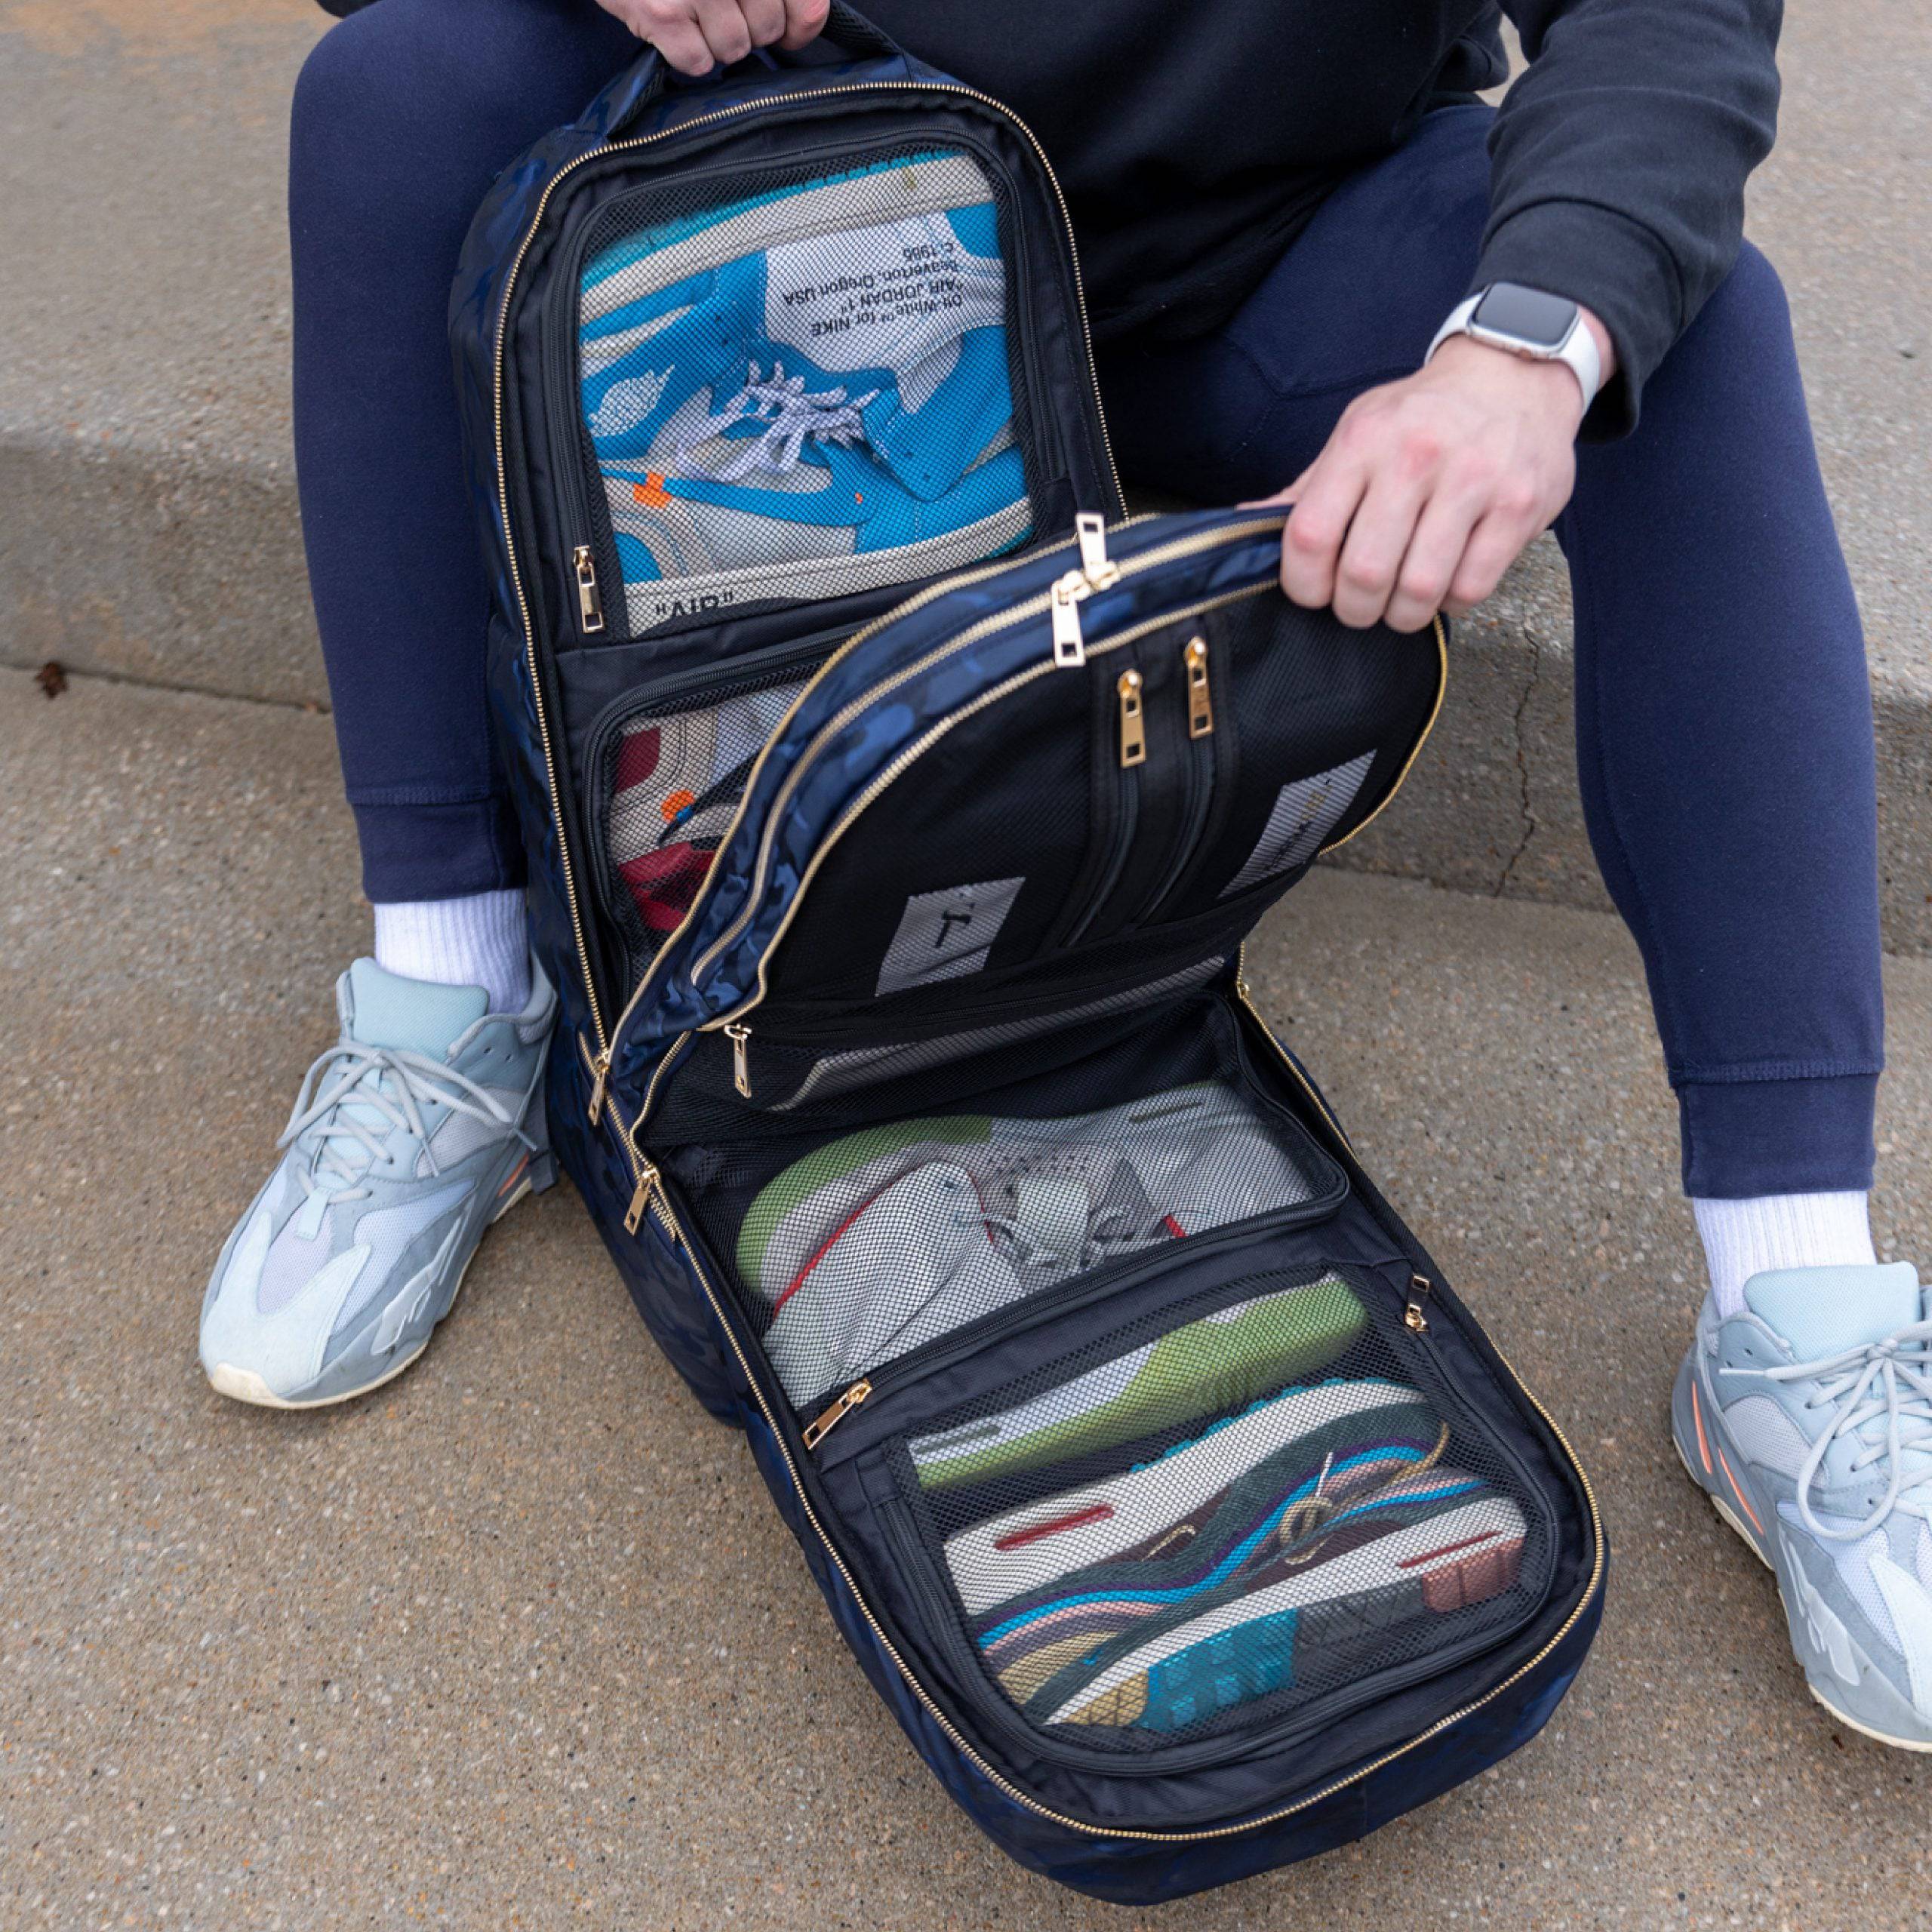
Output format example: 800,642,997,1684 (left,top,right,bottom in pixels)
8,664,1932,1930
